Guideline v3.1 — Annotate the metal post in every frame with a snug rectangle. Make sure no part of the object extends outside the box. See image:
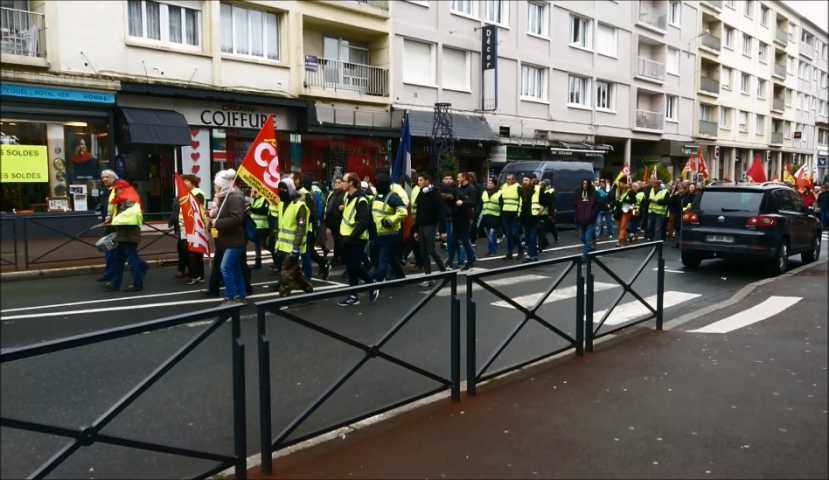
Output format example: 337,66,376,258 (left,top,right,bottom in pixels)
231,309,247,480
450,275,461,401
257,307,273,475
465,276,477,396
12,218,18,270
575,258,584,356
584,256,594,353
23,217,29,270
656,244,665,330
